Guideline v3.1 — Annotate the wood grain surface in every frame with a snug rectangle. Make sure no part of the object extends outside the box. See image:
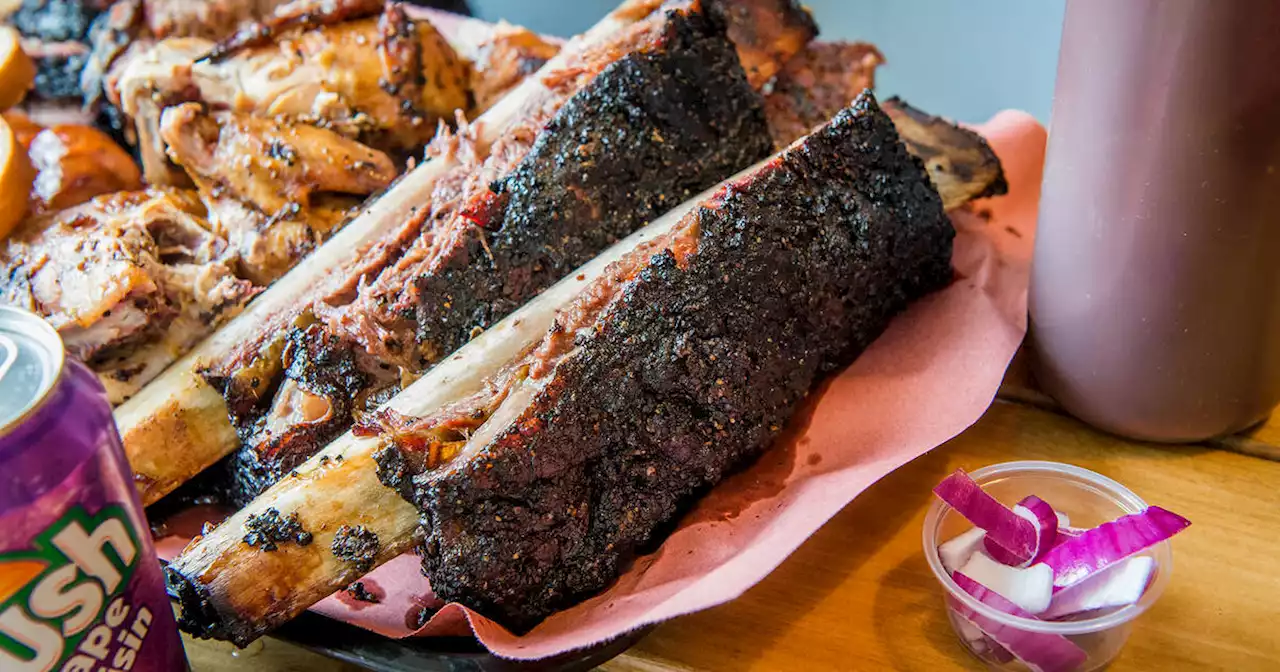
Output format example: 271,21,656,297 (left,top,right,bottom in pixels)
183,396,1280,671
